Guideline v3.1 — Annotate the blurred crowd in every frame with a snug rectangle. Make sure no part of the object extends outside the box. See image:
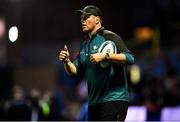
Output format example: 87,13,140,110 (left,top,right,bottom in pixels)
0,80,88,121
128,47,180,120
129,47,180,106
